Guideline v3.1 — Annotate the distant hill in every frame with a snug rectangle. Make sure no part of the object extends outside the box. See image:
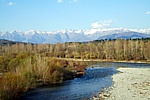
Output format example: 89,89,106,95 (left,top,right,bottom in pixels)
0,39,18,46
98,32,150,40
0,39,28,46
